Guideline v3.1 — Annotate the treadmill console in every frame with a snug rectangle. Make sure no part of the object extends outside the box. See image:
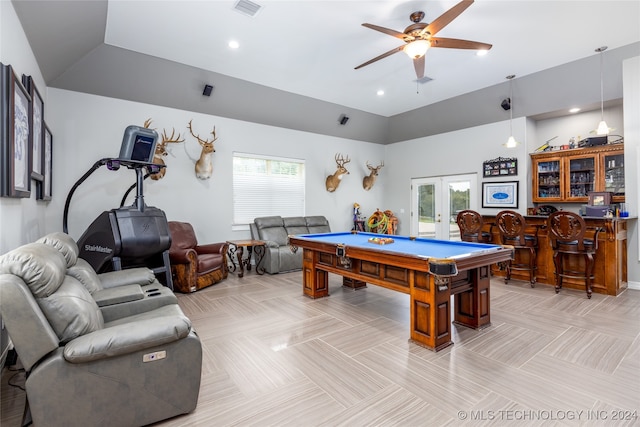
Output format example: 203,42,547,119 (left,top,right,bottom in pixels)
118,125,158,163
